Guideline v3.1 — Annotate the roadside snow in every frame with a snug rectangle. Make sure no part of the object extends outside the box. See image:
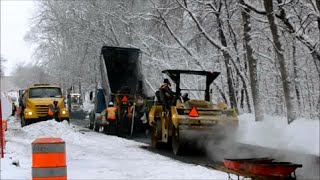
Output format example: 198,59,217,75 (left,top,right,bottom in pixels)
237,114,319,156
1,117,230,179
